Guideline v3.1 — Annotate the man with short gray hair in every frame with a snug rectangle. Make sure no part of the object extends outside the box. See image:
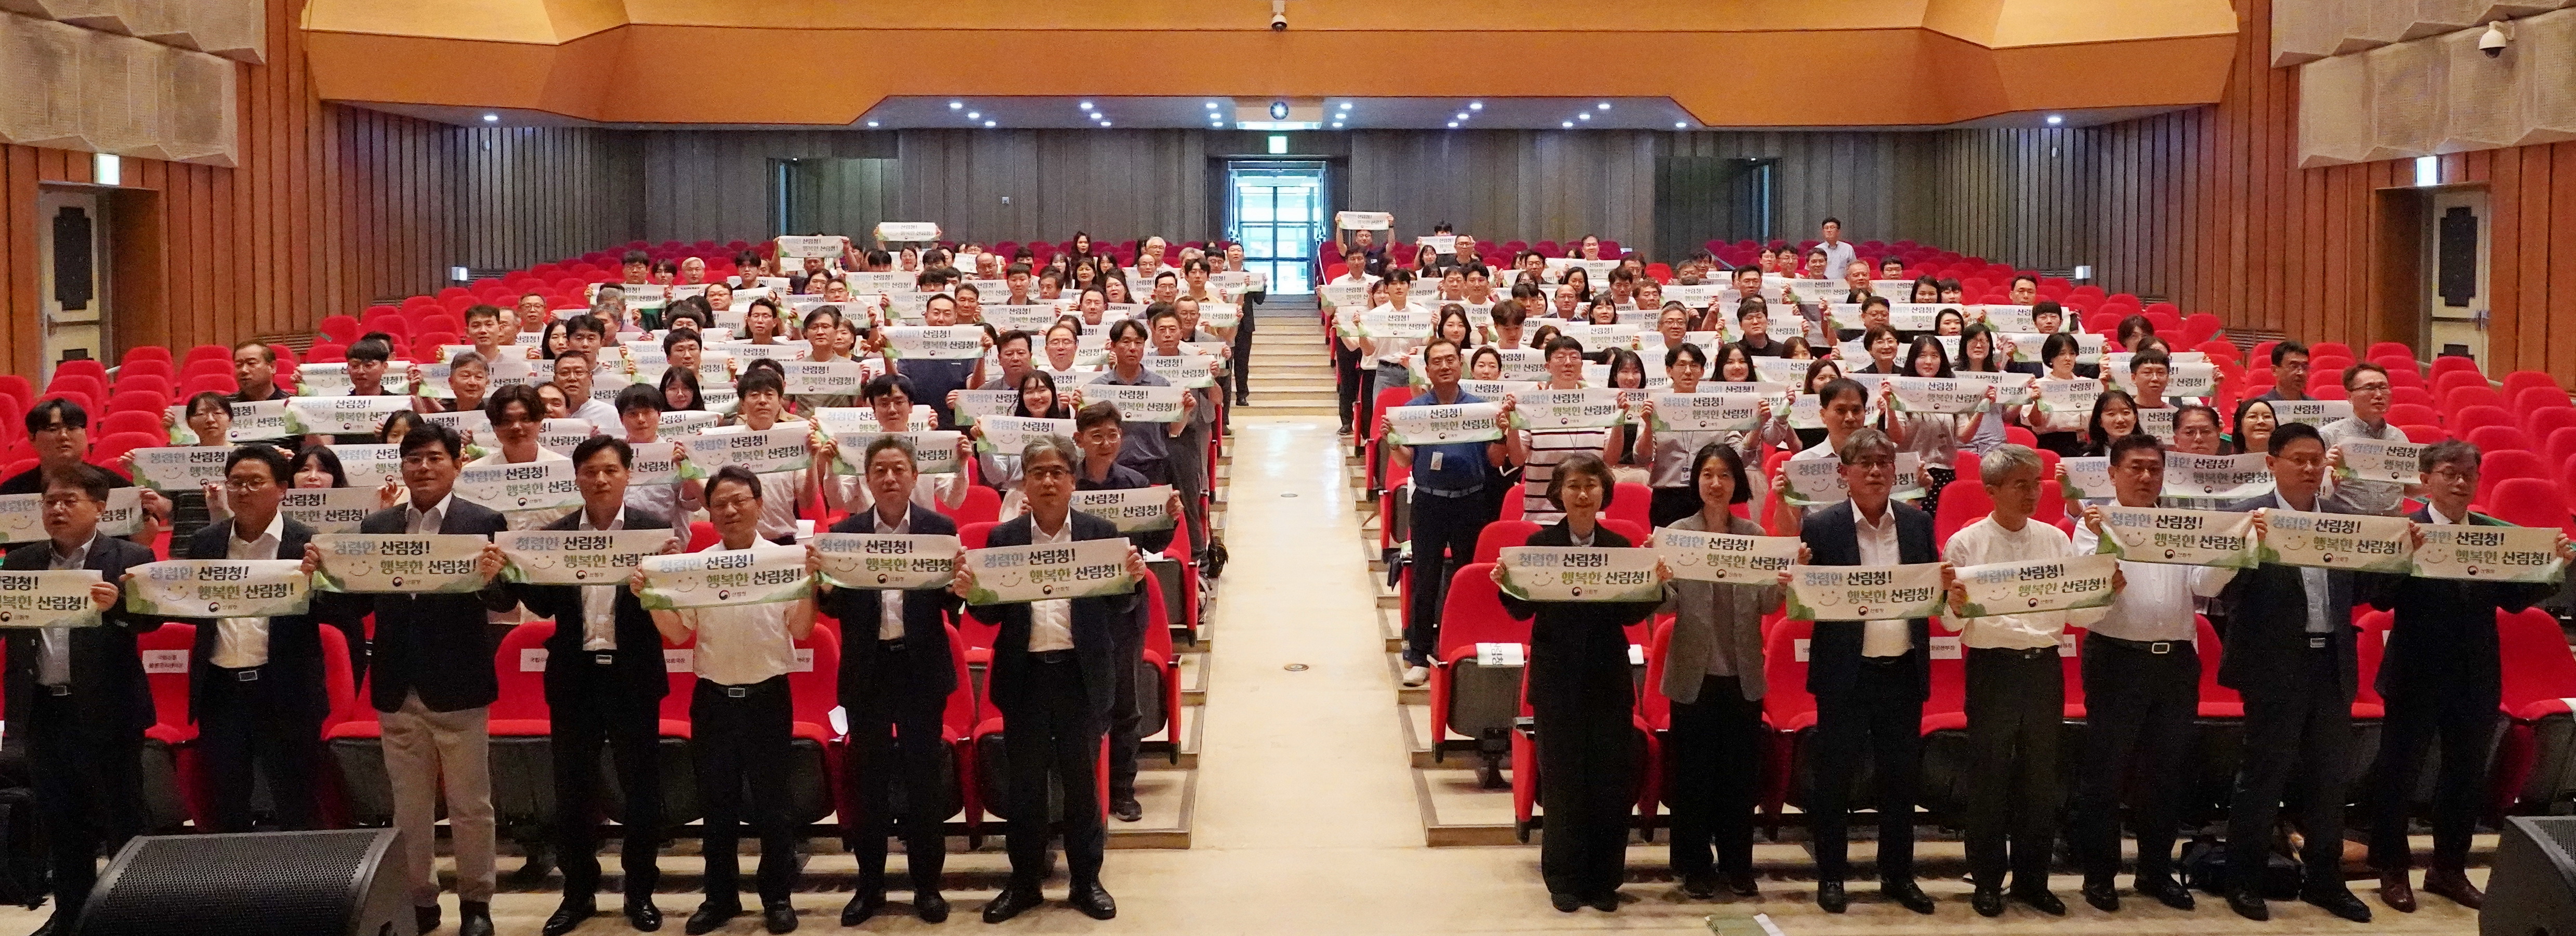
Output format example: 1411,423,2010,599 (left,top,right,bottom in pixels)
1939,444,2092,917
